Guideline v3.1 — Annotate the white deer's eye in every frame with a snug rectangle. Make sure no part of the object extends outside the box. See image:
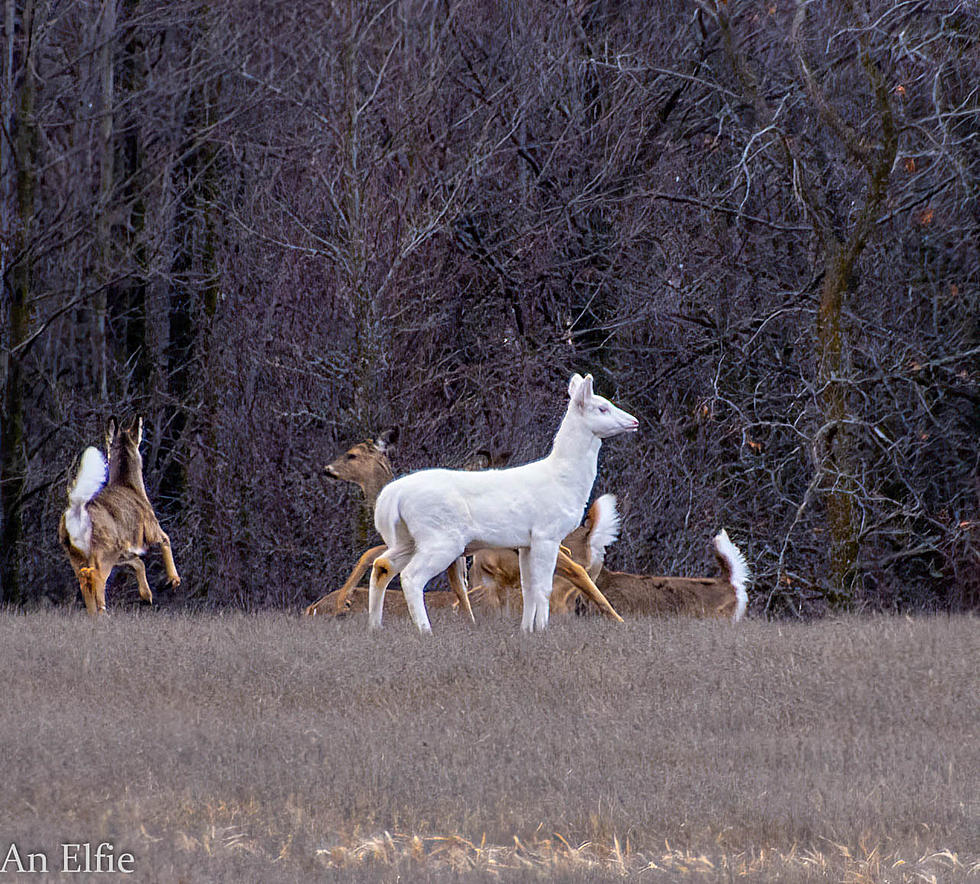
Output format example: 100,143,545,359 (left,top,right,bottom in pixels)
598,405,609,414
